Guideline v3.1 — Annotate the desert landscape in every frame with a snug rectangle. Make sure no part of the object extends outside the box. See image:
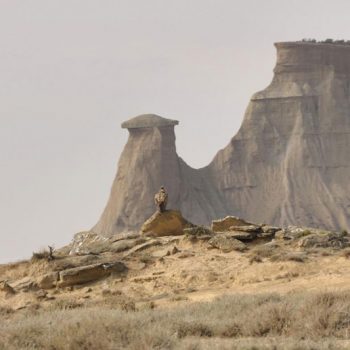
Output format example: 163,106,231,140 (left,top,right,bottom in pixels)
3,39,350,349
2,212,350,349
2,16,350,349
